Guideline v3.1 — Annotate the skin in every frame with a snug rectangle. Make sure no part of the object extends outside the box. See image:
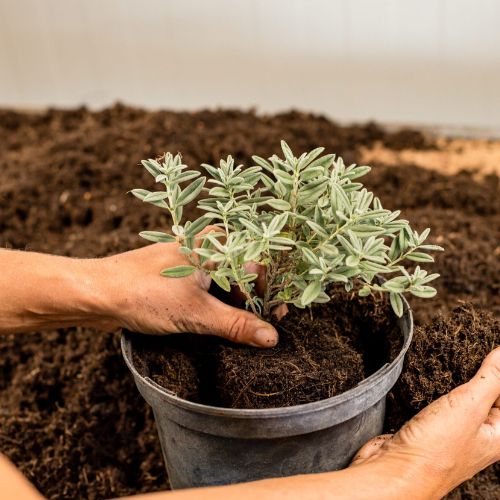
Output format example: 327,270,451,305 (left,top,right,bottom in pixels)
0,243,498,499
0,242,278,346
